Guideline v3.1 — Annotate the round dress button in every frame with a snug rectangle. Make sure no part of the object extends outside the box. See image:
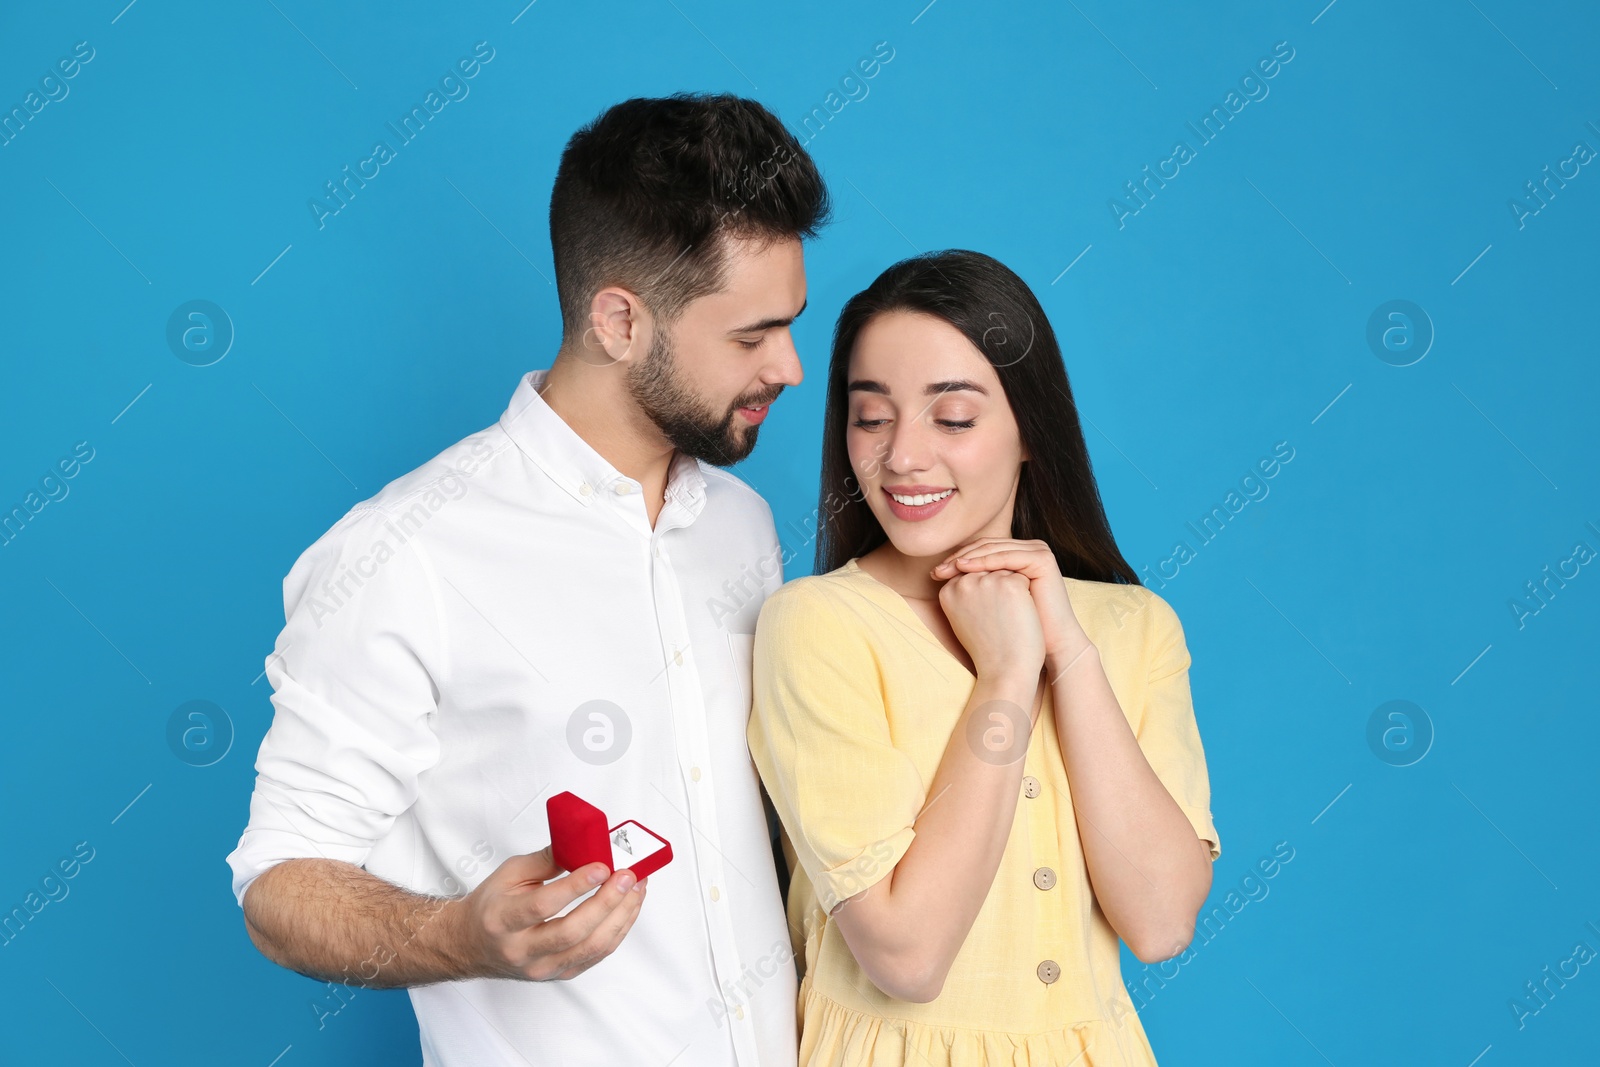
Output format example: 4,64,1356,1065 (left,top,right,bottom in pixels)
1037,959,1060,984
614,483,632,494
1022,775,1041,798
1033,866,1057,891
579,483,593,496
